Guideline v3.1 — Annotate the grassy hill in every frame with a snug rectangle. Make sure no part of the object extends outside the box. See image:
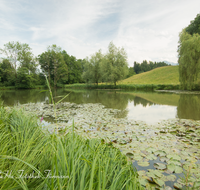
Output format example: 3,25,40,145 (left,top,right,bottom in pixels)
120,66,180,85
